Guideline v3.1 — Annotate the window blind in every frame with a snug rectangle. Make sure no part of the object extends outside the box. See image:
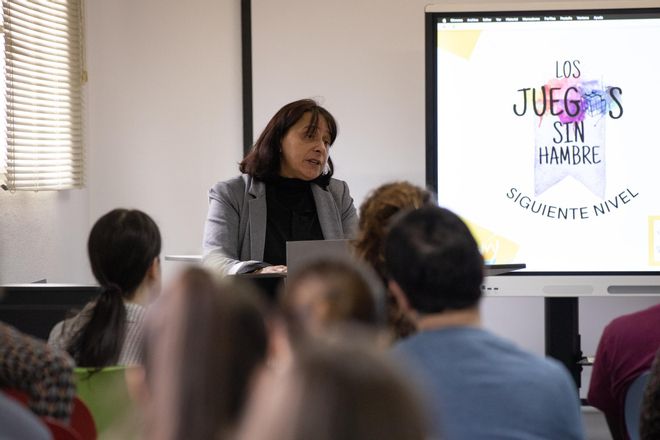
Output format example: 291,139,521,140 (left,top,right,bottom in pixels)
1,0,84,191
